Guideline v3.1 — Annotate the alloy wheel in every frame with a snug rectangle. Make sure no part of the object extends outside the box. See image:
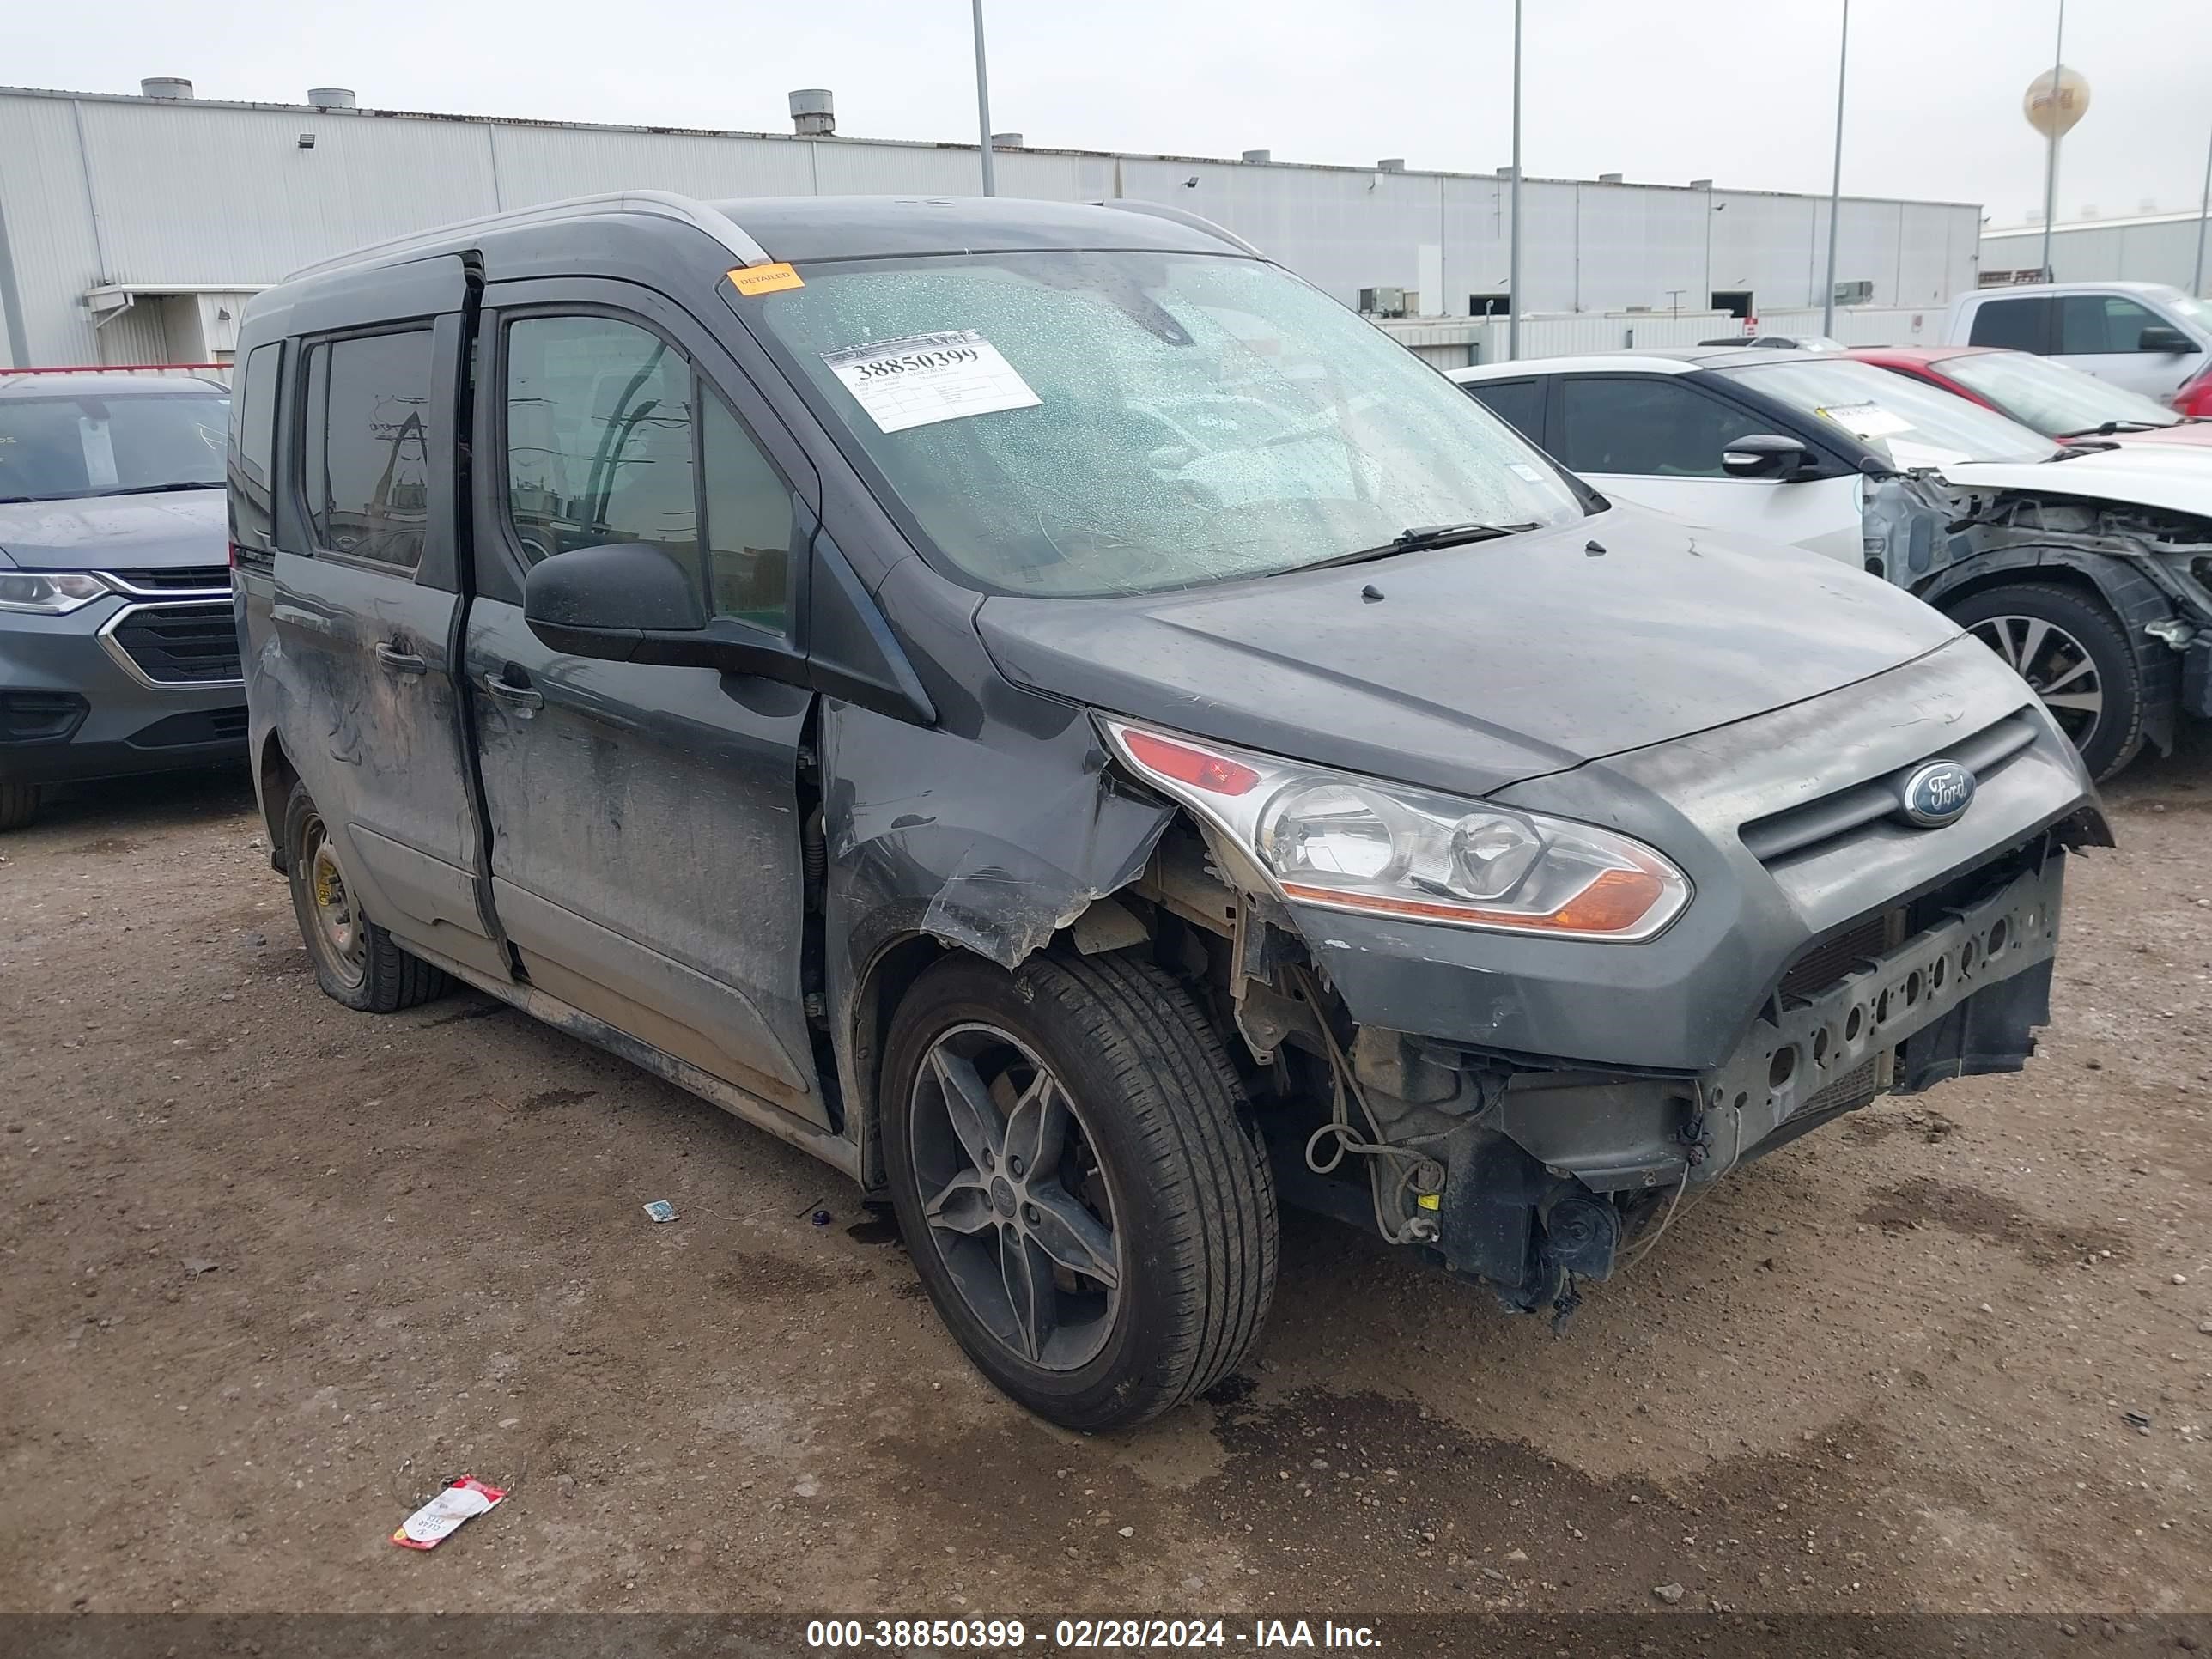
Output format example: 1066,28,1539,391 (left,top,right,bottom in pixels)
908,1023,1122,1370
1970,613,2104,750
